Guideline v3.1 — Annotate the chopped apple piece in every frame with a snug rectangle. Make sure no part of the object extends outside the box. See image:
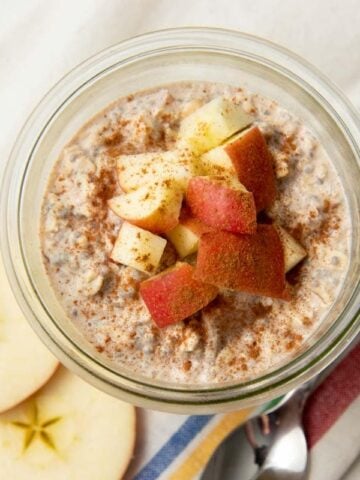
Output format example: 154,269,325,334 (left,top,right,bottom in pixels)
108,183,183,234
194,225,289,299
275,226,307,272
200,129,249,176
186,175,256,234
140,262,218,327
117,150,199,192
177,96,252,155
166,208,214,258
166,224,199,258
110,222,166,274
218,126,277,211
